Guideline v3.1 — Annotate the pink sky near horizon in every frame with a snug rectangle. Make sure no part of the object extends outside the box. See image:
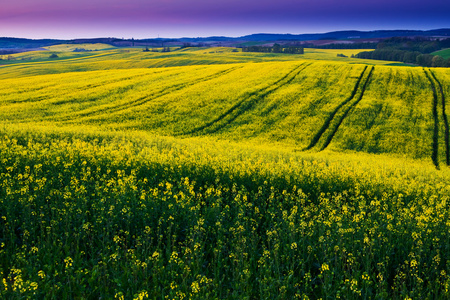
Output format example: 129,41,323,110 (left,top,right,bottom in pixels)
1,0,449,39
